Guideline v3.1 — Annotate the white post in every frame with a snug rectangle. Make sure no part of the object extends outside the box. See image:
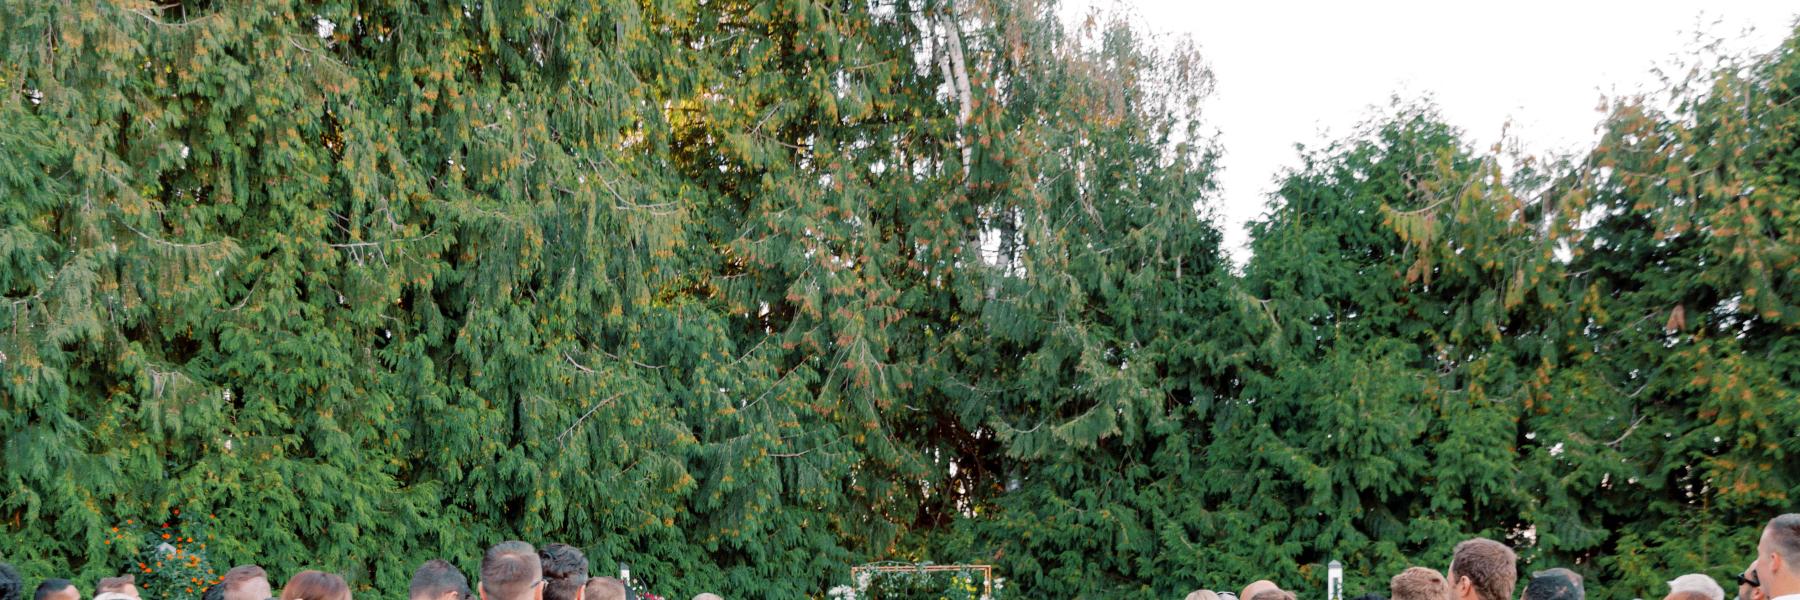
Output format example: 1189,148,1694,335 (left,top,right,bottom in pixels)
1329,560,1344,600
